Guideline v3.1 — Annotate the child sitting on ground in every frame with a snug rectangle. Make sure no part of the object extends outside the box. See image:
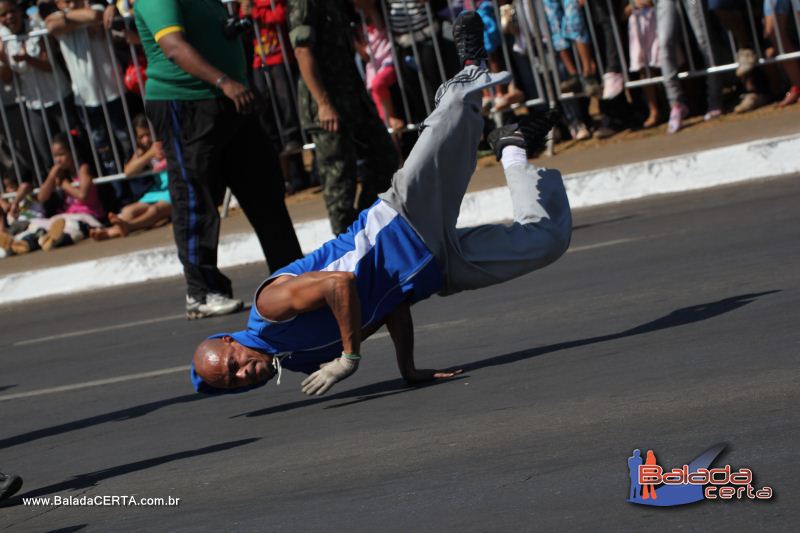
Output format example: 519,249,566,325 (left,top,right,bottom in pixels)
11,131,105,253
90,115,171,240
